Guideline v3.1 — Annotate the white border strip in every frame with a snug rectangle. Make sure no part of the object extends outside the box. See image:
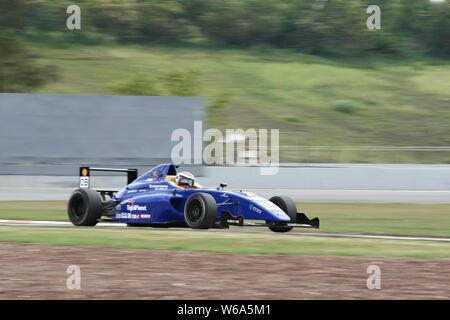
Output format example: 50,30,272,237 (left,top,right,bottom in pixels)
0,219,125,228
